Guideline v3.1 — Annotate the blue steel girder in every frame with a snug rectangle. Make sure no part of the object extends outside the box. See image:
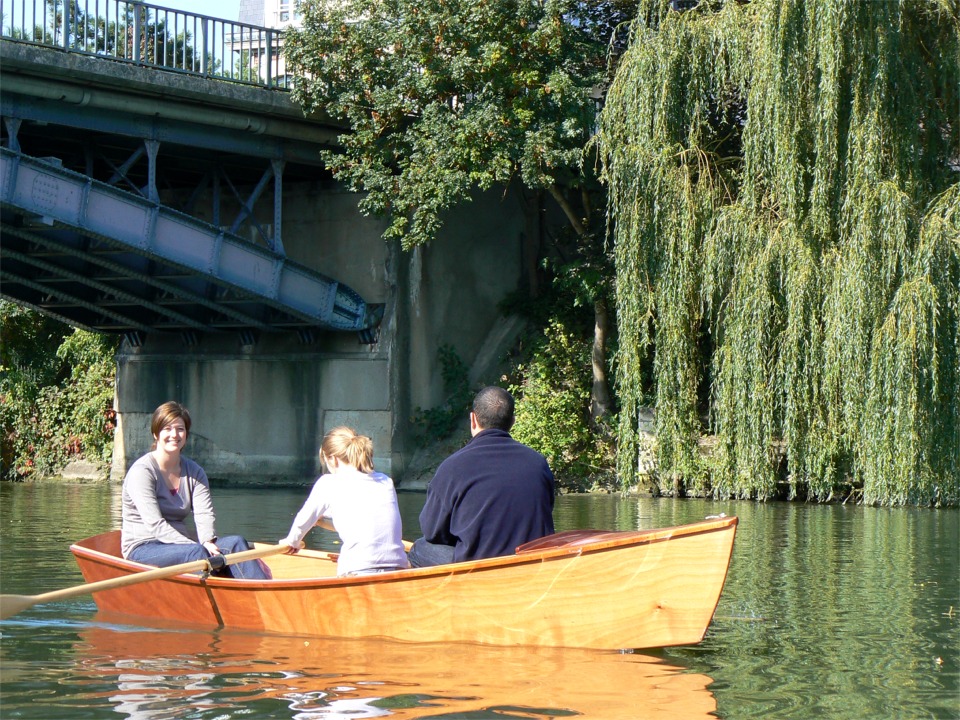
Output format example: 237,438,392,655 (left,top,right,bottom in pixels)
0,148,376,335
0,244,208,331
0,217,289,333
0,85,334,252
0,76,337,165
1,224,273,330
2,266,156,333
